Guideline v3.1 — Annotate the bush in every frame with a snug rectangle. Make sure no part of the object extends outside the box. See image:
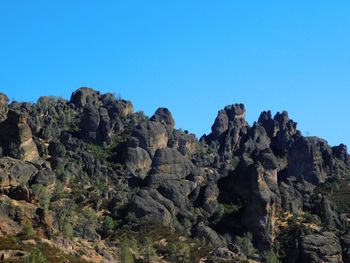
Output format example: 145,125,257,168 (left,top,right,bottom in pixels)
31,184,50,210
234,232,257,257
63,222,74,238
168,241,191,263
22,220,35,239
24,247,48,263
102,215,116,237
266,248,279,263
119,238,136,263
